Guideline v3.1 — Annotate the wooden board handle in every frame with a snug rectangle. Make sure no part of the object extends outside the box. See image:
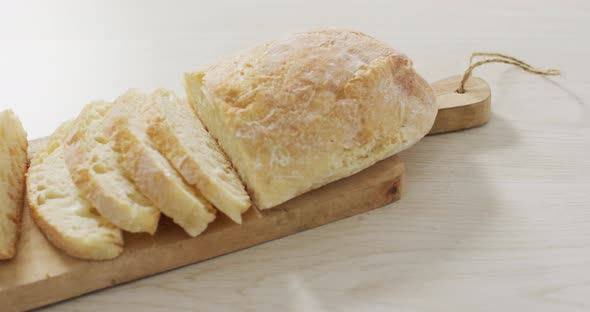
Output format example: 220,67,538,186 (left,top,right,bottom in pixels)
428,75,492,135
